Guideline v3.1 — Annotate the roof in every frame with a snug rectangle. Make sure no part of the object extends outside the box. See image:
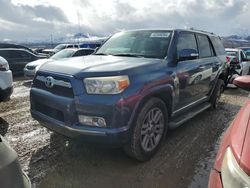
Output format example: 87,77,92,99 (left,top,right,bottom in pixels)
0,48,32,52
225,48,240,52
117,28,218,37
